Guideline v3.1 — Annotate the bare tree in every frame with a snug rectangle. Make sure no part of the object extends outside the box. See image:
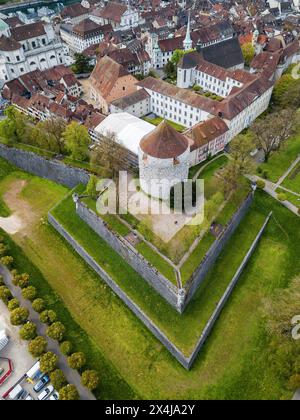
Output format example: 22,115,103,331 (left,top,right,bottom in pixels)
251,109,298,162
